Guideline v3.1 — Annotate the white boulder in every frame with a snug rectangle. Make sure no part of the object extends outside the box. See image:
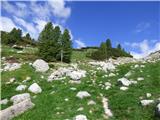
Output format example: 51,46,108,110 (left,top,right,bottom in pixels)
124,71,132,77
16,85,27,91
146,93,152,98
87,100,96,105
120,86,128,91
28,83,42,94
32,59,49,72
76,91,91,99
118,78,131,86
137,77,144,81
140,100,154,106
74,114,87,120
